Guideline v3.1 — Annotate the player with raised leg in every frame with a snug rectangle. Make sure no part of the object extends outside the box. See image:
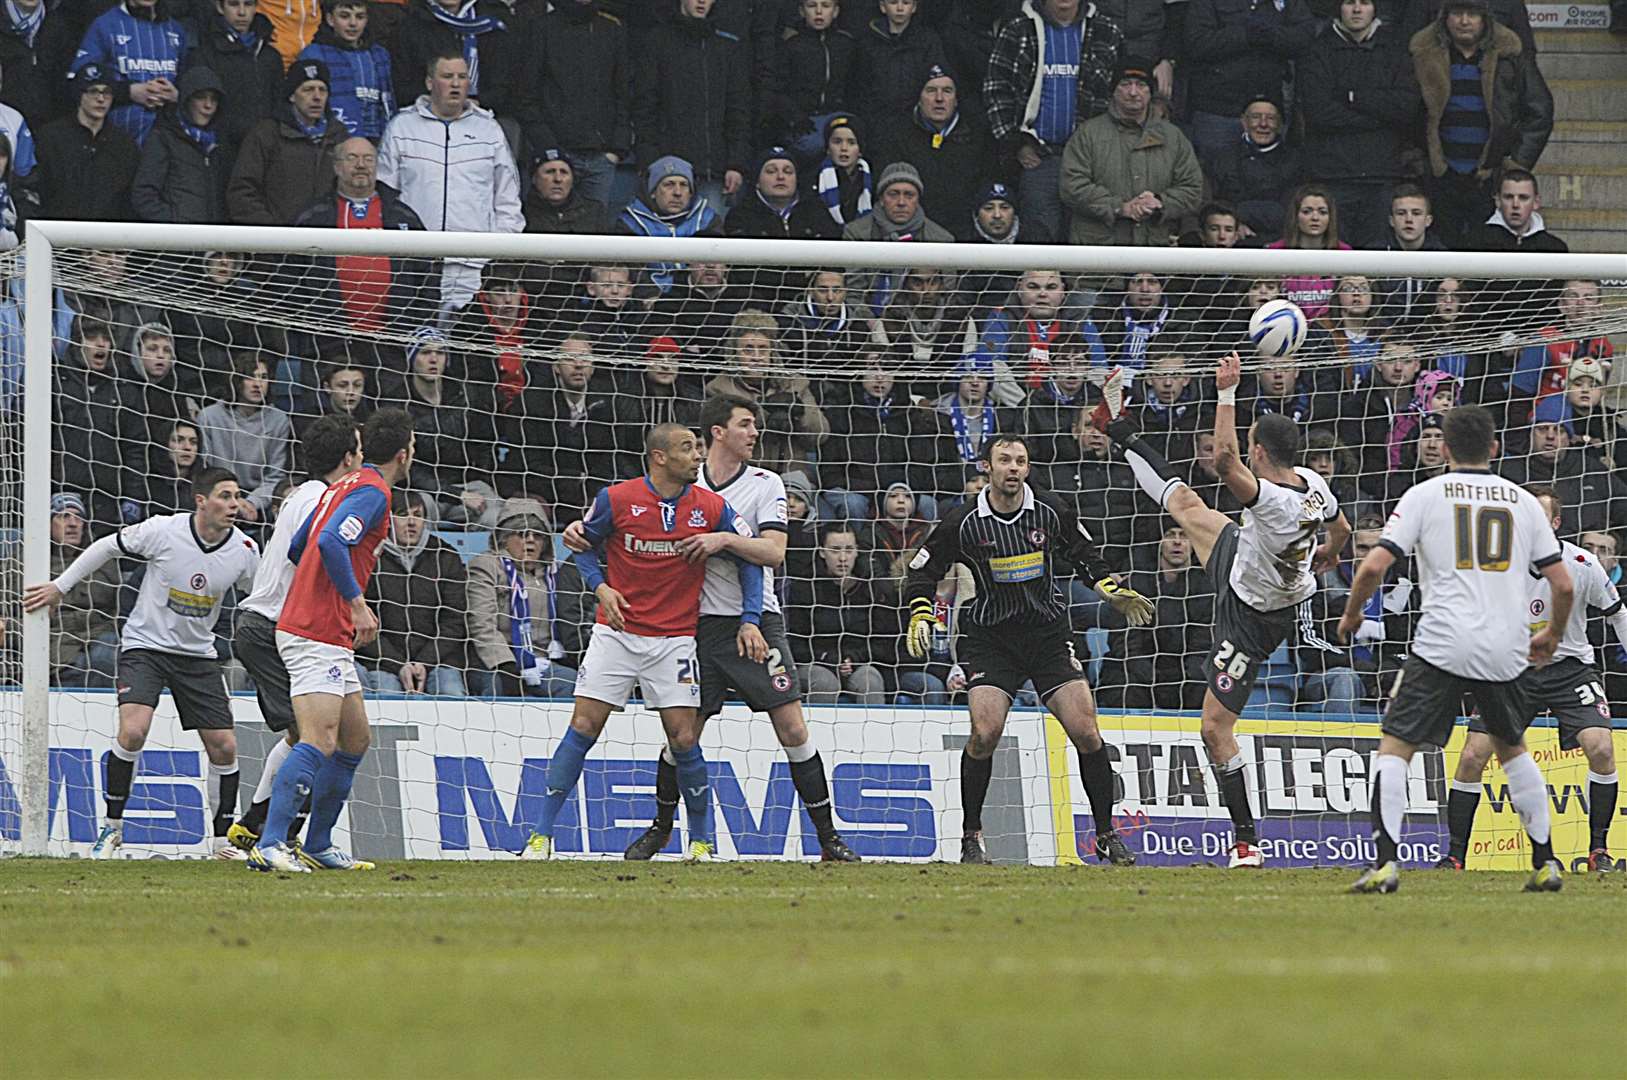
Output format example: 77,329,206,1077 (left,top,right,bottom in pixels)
595,396,860,862
1339,406,1571,894
1438,486,1621,874
903,434,1155,865
248,409,415,873
226,416,362,854
1096,354,1349,867
23,469,260,859
523,423,766,863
